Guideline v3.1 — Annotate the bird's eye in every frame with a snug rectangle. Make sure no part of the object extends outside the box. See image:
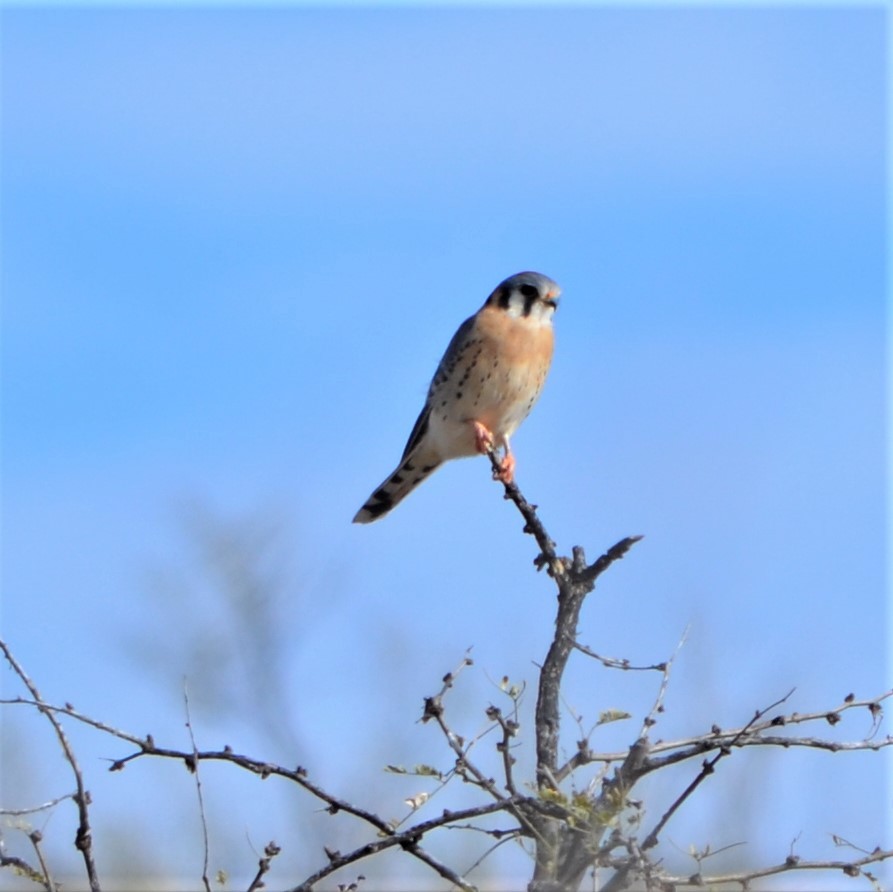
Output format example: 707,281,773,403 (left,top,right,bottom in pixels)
519,284,539,299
